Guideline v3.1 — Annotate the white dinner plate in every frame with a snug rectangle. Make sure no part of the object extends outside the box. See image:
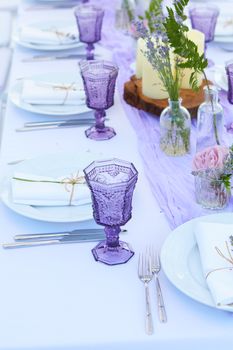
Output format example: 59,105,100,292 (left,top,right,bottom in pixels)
13,20,83,51
1,152,104,223
214,65,228,91
161,213,233,312
9,71,91,116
